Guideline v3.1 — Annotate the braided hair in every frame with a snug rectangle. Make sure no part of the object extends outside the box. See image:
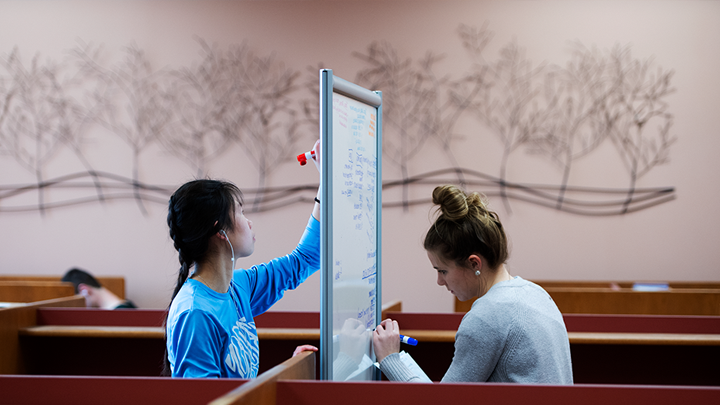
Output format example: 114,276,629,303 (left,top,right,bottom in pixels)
424,185,508,270
162,179,242,375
